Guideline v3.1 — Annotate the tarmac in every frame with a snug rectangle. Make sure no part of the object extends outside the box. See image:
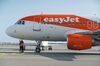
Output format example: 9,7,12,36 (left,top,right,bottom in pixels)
0,44,100,66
